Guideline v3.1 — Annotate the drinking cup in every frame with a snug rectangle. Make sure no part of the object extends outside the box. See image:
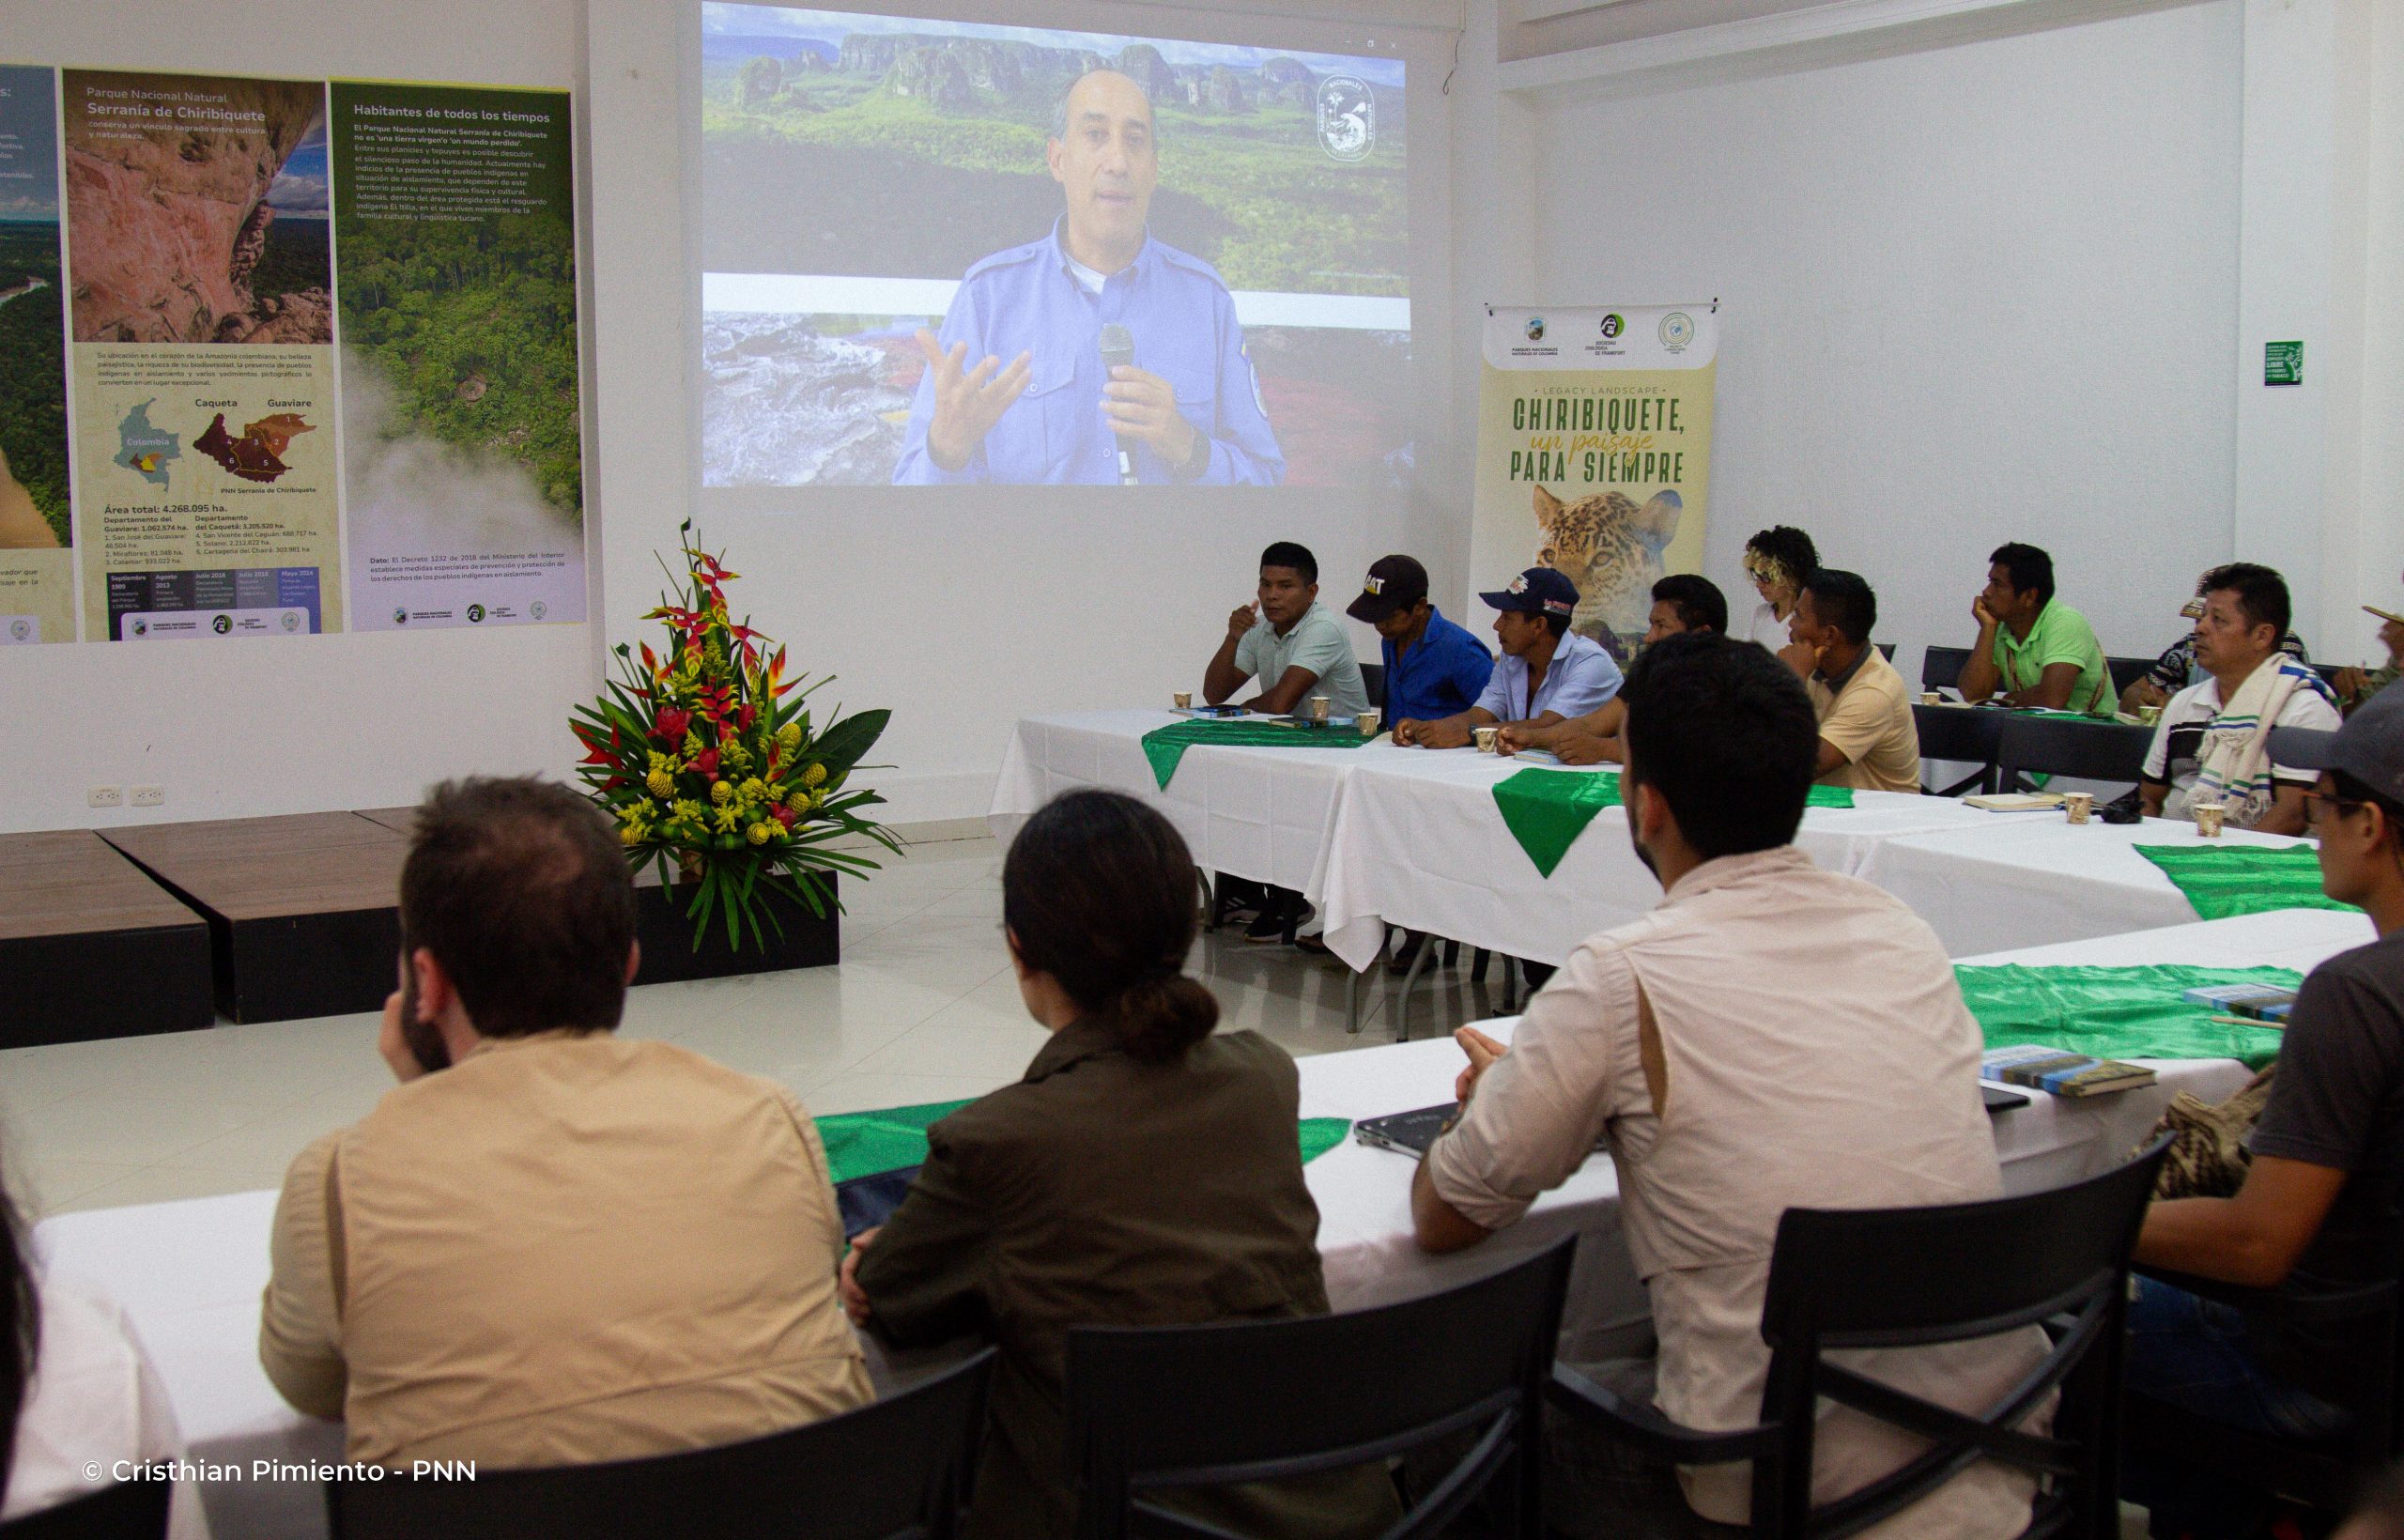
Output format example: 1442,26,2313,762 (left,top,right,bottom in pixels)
1473,726,1500,753
1172,691,1192,710
1356,709,1382,738
2194,800,2226,839
2063,792,2094,824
